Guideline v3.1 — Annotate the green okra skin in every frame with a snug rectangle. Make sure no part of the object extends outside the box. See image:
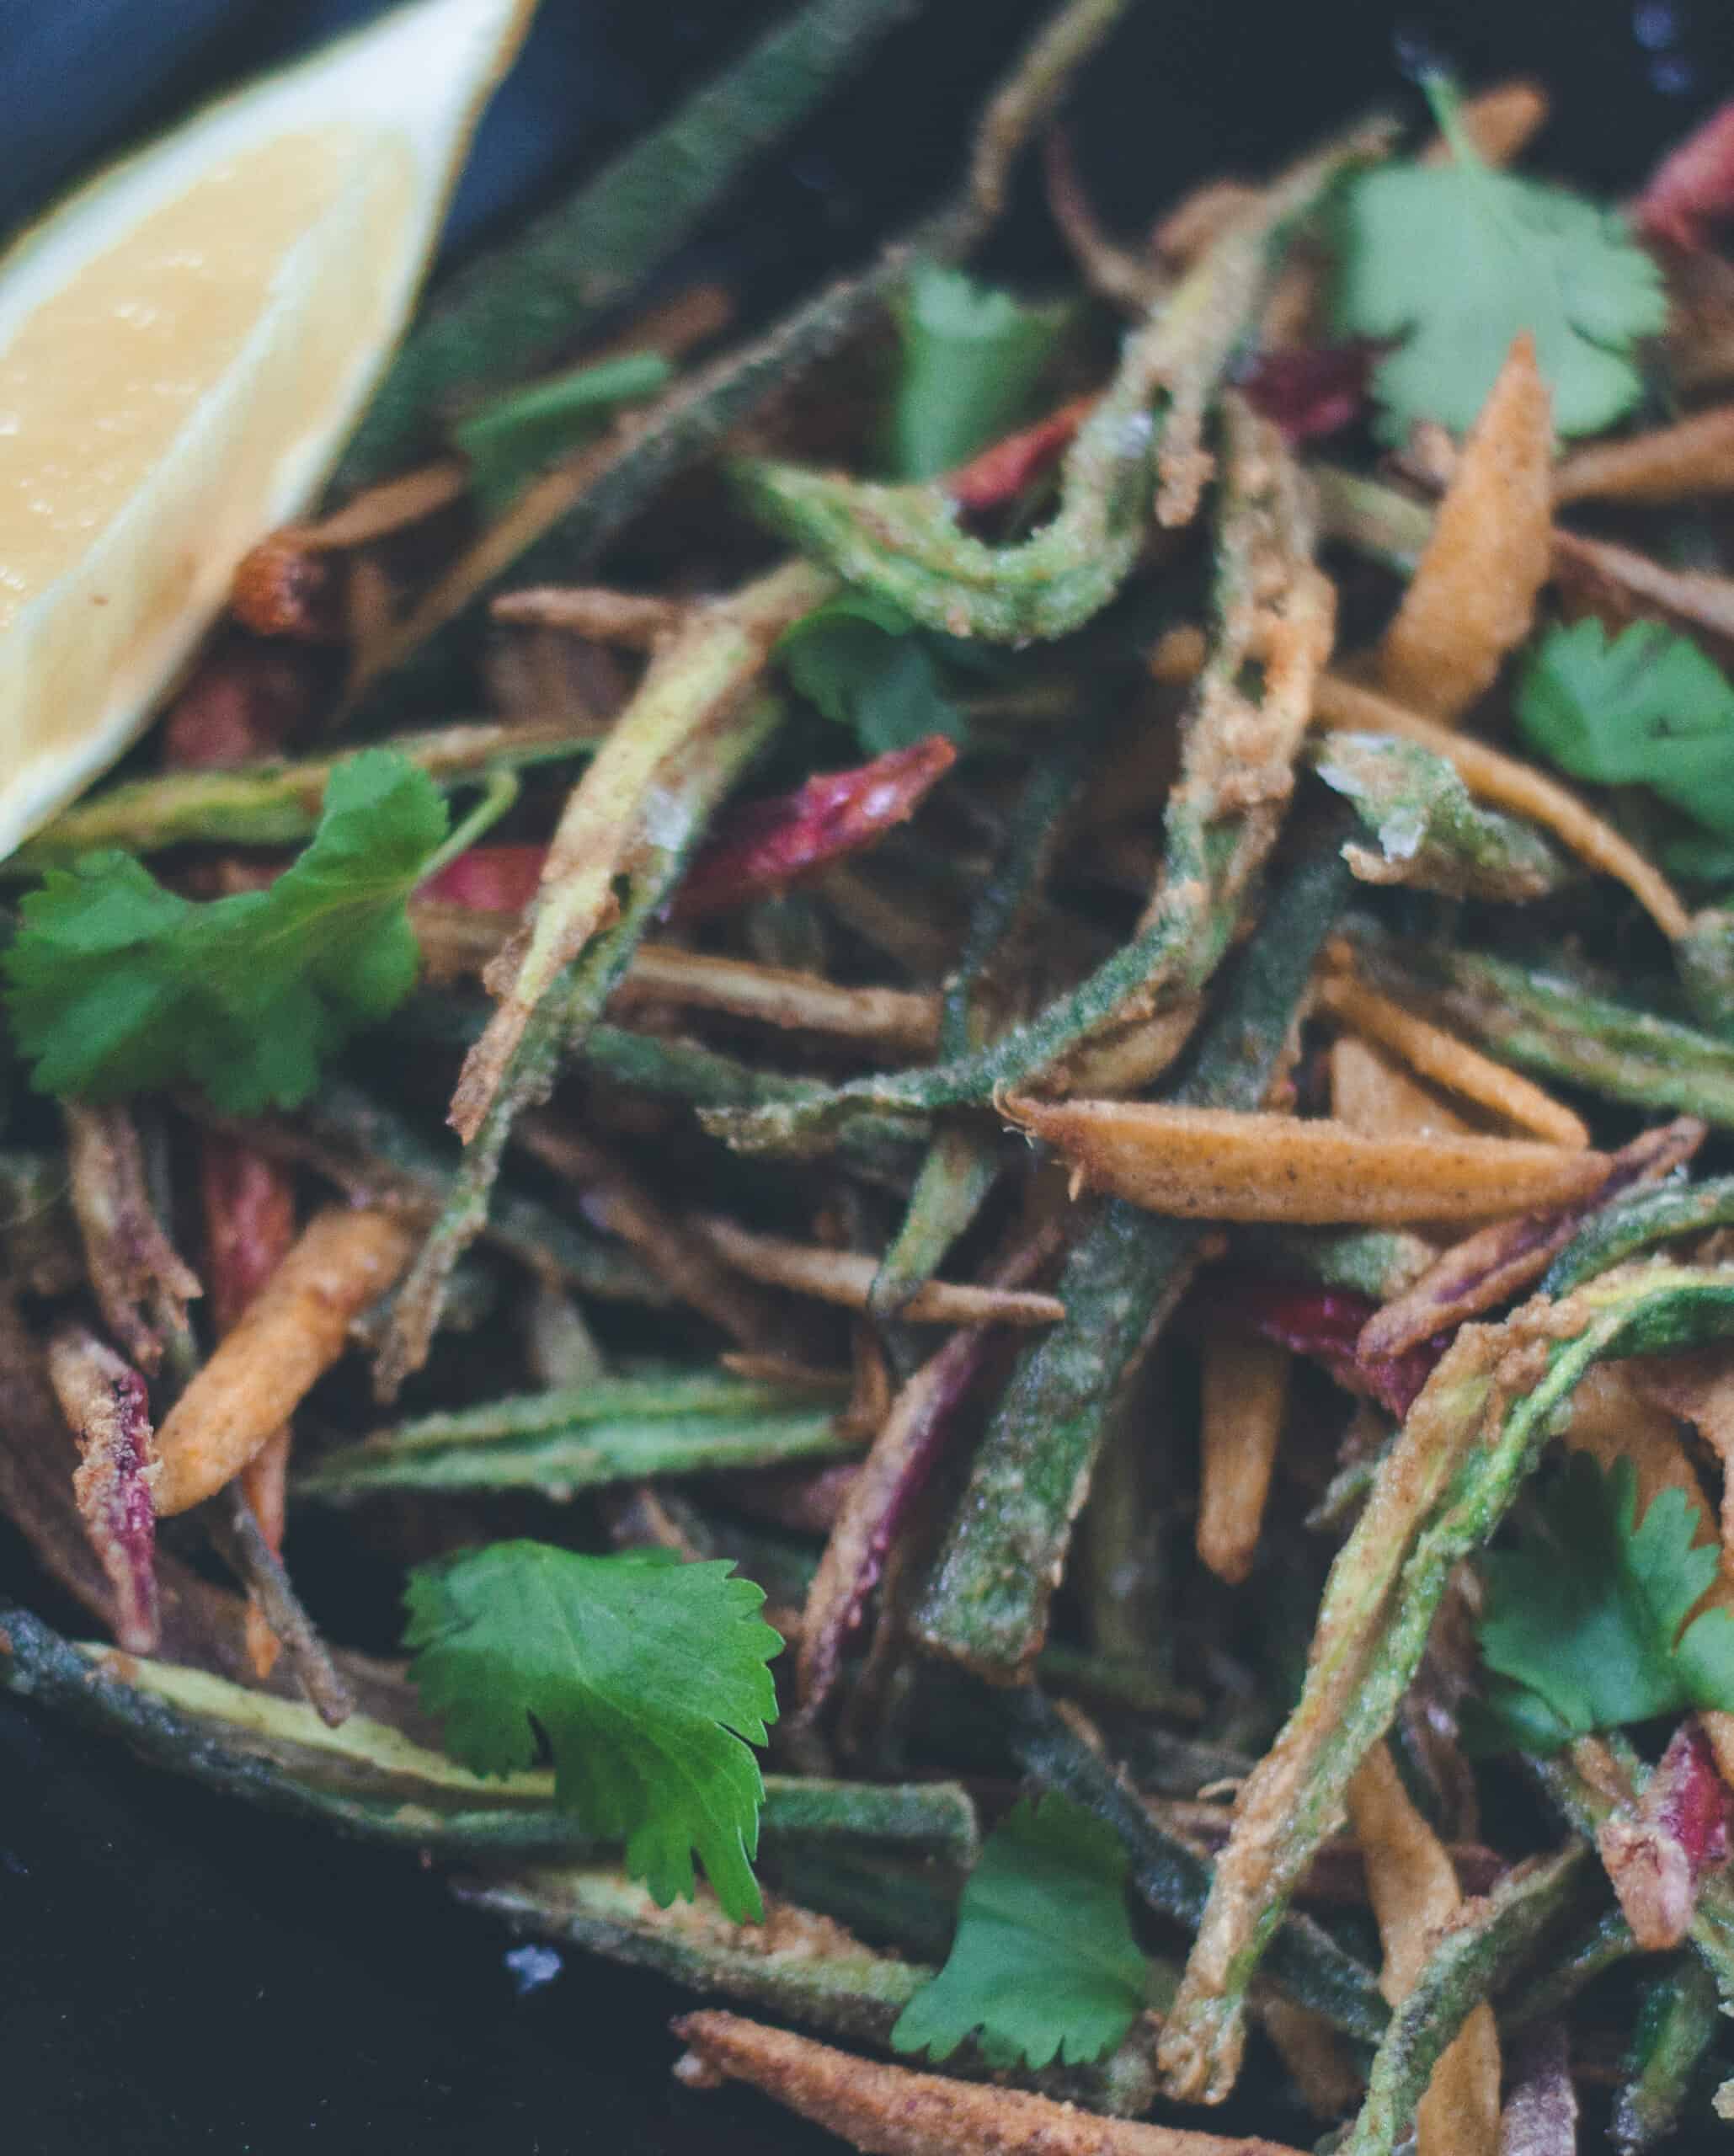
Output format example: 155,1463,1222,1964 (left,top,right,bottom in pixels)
763,1845,962,1963
1543,1175,1734,1298
1528,1738,1734,2035
1162,1262,1734,2103
372,691,783,1397
299,1407,852,1502
7,721,592,869
735,125,1386,643
912,832,1354,1680
867,1123,1000,1317
1310,462,1435,574
1357,940,1734,1128
1505,1904,1638,2031
1337,1845,1589,2156
1310,733,1575,903
456,1861,1162,2114
709,404,1337,1164
1032,1645,1203,1721
355,0,1138,727
333,0,934,493
1006,1688,1390,2046
461,1861,930,2047
0,1604,979,1862
1678,907,1734,1038
389,1000,930,1181
870,739,1090,1315
1235,1225,1438,1301
752,1774,979,1865
344,1370,845,1454
1615,1954,1723,2154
